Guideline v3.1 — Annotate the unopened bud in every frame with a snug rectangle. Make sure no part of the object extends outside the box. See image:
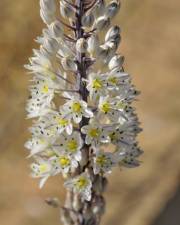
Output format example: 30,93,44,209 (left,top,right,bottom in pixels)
40,0,56,12
87,34,100,55
92,0,105,17
82,13,95,27
72,194,83,211
61,57,77,71
40,9,55,25
106,0,121,18
49,20,63,38
108,54,124,70
40,0,56,25
60,0,75,19
93,16,110,30
105,25,121,42
76,38,88,53
43,37,59,54
97,45,111,61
